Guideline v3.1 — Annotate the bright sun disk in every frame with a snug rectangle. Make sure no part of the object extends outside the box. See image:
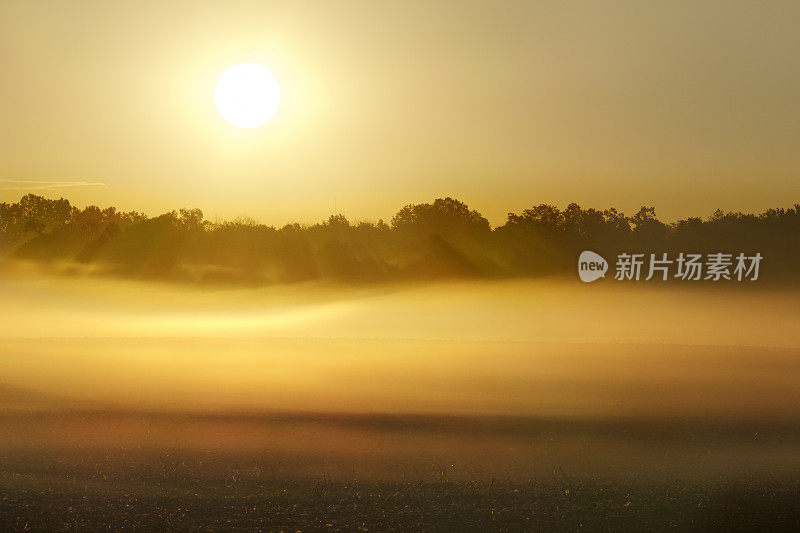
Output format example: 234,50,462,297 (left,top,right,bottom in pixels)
214,63,280,128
